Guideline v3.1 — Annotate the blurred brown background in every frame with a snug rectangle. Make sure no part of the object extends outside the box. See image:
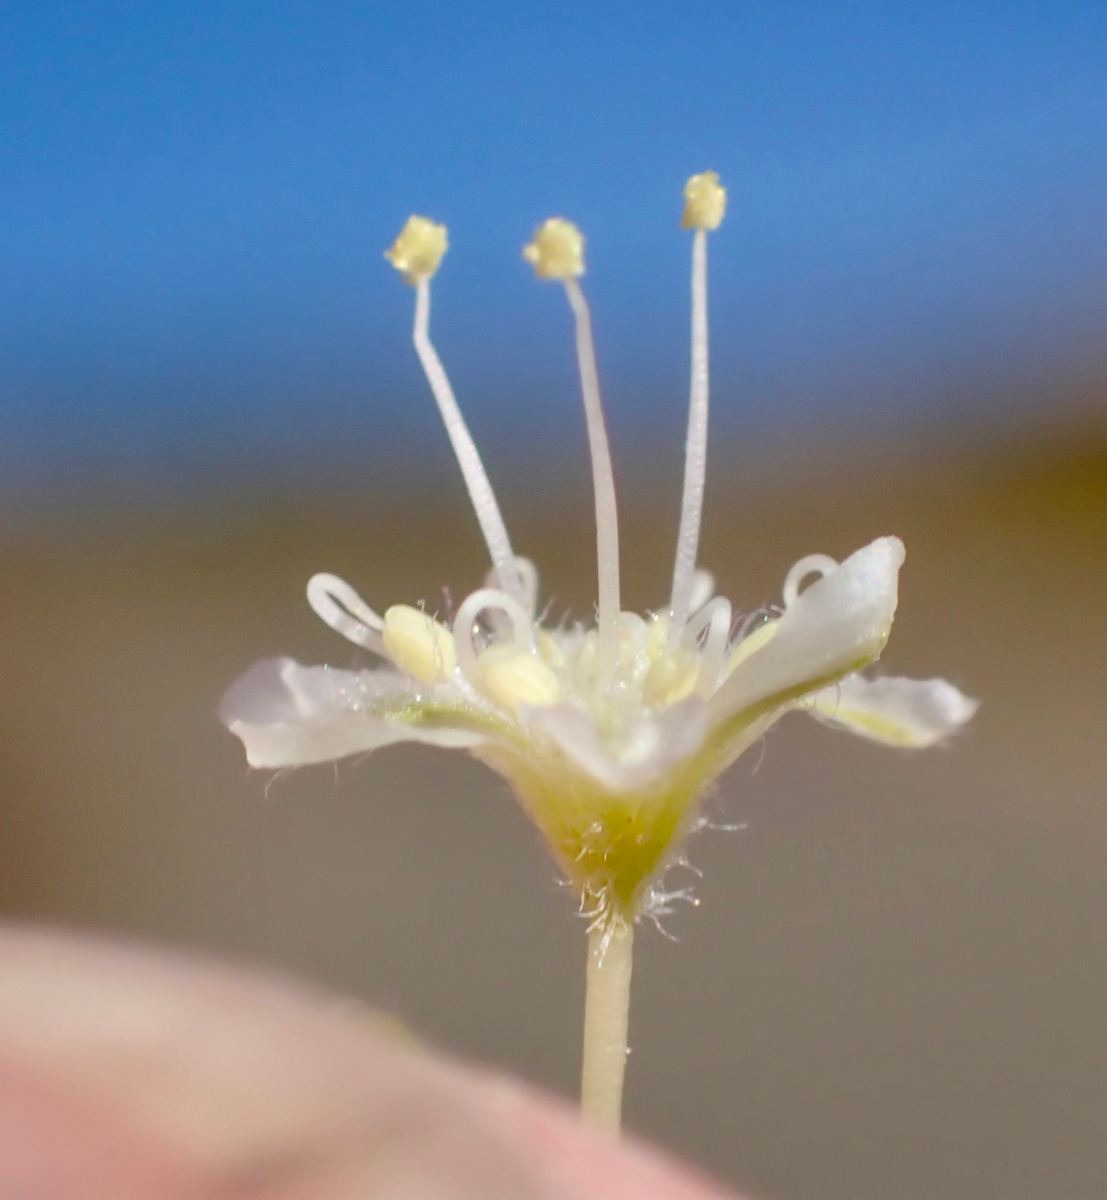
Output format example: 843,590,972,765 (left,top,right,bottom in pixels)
0,418,1104,1200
